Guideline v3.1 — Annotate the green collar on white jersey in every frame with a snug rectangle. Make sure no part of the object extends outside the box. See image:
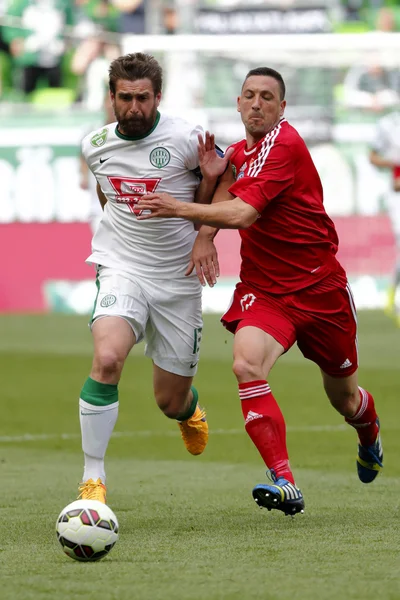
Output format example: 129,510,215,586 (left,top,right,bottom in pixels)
115,111,161,141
